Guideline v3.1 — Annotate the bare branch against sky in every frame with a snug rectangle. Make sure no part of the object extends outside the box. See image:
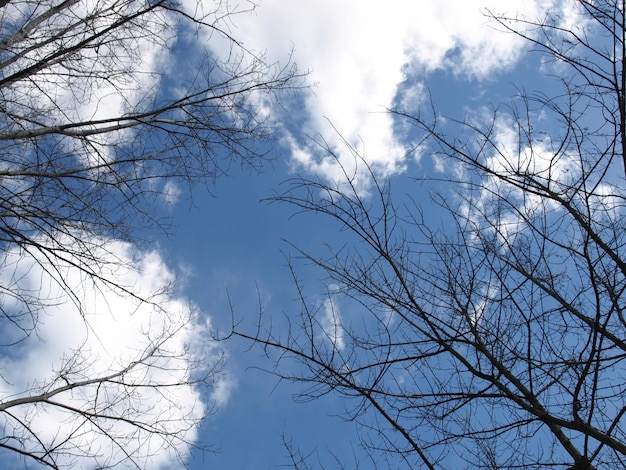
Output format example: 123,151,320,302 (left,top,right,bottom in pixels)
237,2,626,468
0,1,301,468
